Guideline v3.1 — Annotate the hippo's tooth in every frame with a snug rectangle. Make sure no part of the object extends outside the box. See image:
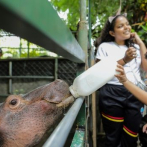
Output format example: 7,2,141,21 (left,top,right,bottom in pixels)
56,96,75,107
